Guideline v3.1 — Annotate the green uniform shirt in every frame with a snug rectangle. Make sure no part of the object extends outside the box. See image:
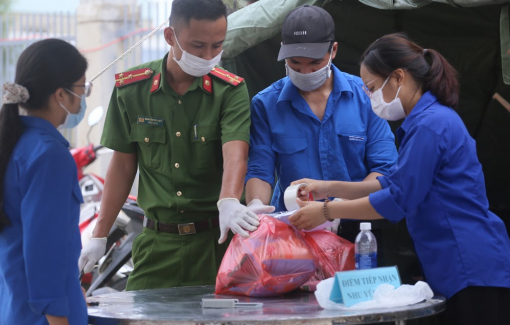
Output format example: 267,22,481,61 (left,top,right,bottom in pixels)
101,54,250,224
